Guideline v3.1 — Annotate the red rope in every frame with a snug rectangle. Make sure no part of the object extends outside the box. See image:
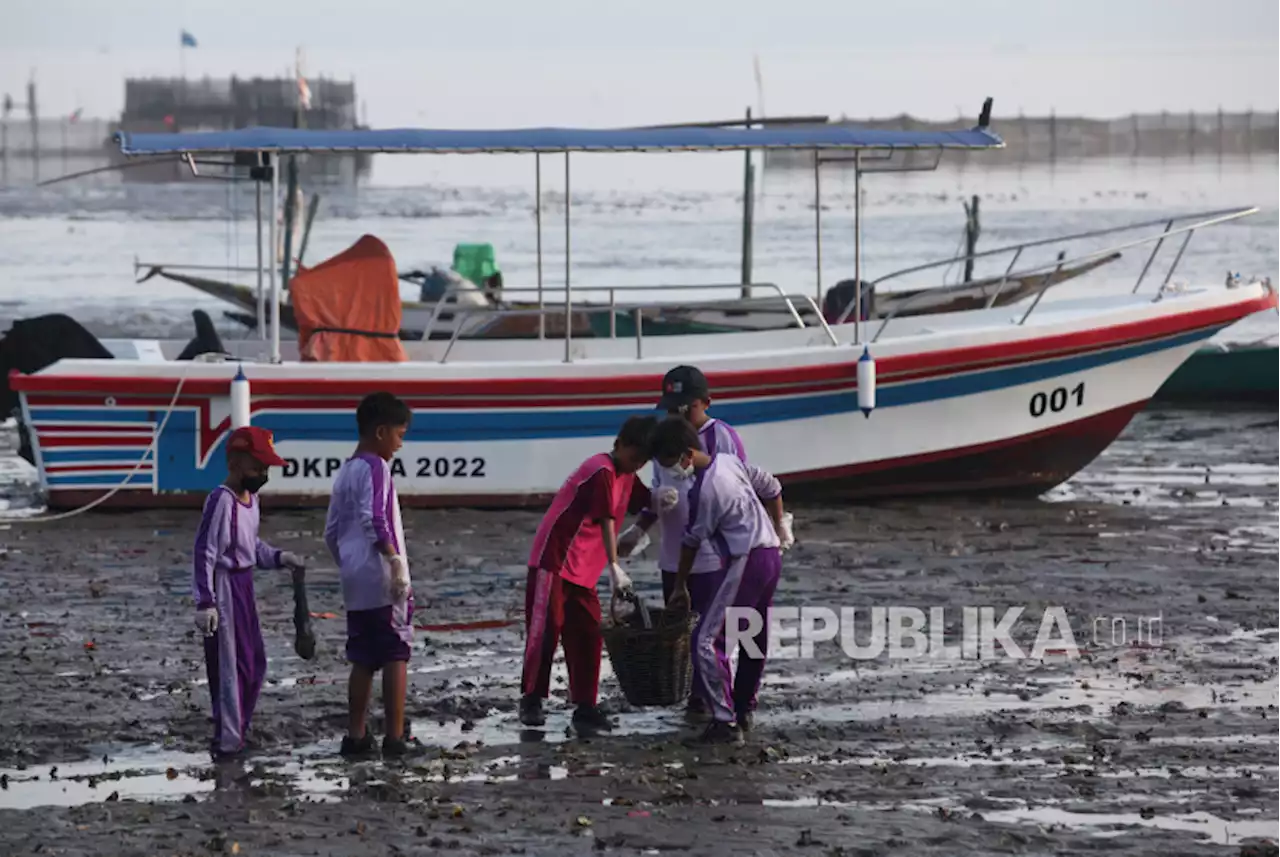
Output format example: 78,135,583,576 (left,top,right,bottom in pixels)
414,619,519,632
